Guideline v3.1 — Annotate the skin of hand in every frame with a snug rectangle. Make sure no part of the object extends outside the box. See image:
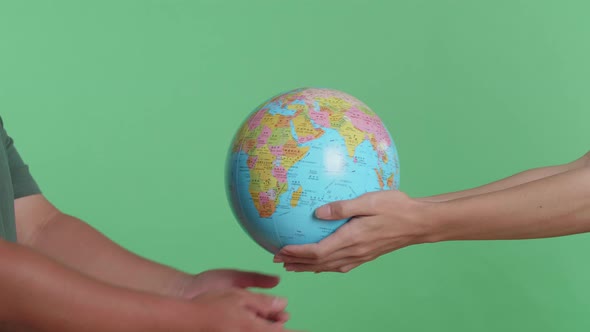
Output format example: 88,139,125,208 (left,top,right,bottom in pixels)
274,151,590,273
188,289,295,331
